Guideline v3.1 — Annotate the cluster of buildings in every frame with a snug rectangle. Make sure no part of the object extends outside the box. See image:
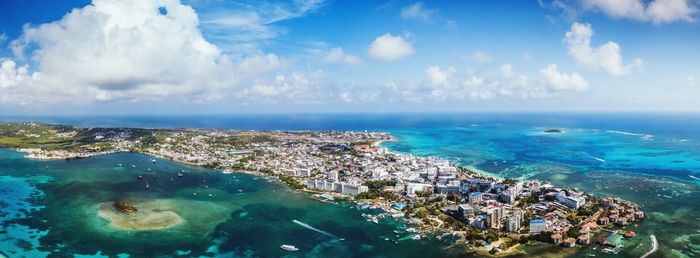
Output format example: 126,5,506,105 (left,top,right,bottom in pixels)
10,123,645,252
